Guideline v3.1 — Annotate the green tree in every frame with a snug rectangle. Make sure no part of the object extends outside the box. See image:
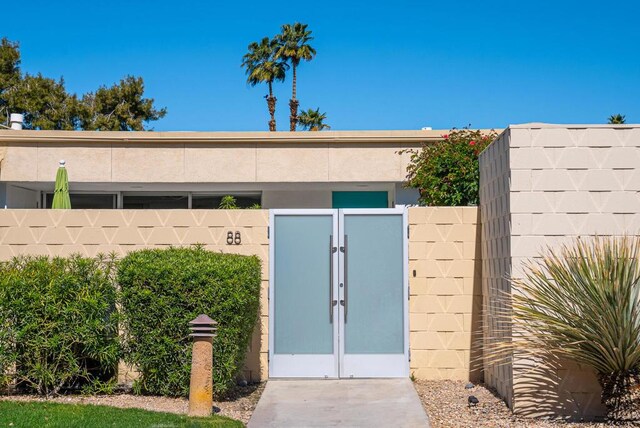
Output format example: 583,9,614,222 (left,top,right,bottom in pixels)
7,74,80,130
298,107,330,131
275,23,316,132
608,114,626,124
0,37,21,124
0,37,166,131
80,76,167,131
242,37,288,132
